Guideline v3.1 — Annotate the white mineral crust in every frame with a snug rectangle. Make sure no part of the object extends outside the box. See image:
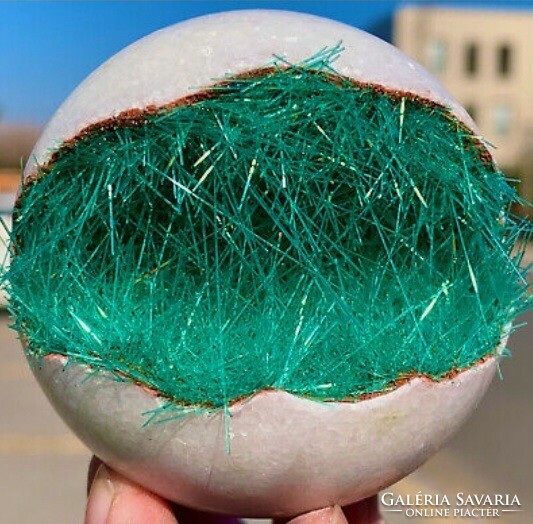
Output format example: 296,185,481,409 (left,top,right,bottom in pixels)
26,10,496,516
